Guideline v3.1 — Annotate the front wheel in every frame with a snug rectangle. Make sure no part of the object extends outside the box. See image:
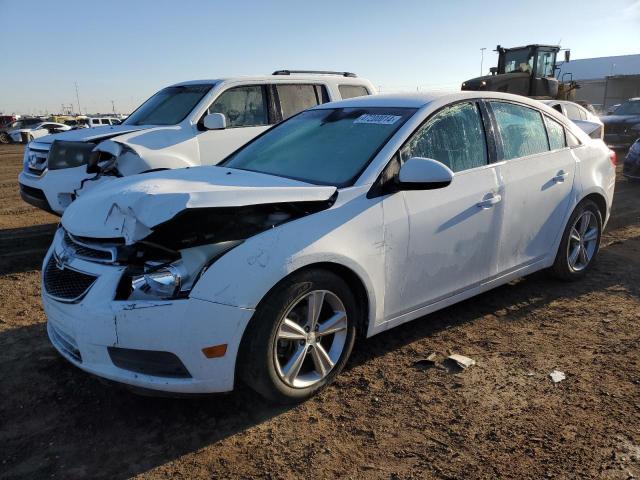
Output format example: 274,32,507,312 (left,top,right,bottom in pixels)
0,132,10,144
239,269,358,404
551,199,602,281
